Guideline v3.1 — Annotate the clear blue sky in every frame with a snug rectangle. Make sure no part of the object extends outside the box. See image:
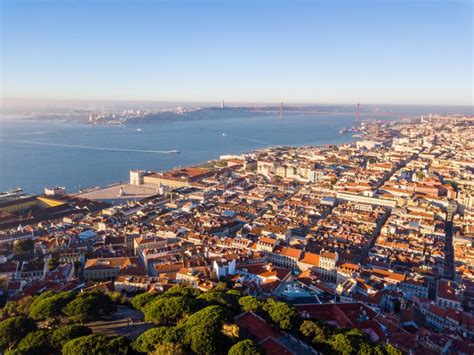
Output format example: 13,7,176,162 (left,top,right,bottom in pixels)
1,0,472,105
